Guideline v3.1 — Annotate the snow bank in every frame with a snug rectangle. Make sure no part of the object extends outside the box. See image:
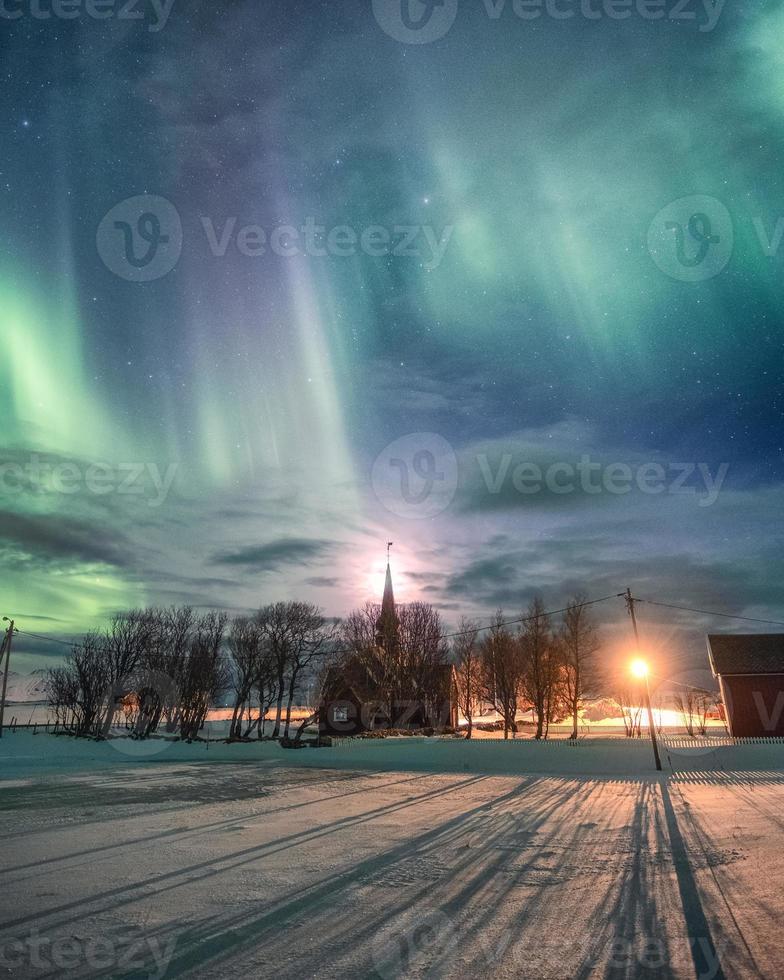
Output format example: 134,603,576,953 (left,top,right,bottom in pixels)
1,730,782,778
